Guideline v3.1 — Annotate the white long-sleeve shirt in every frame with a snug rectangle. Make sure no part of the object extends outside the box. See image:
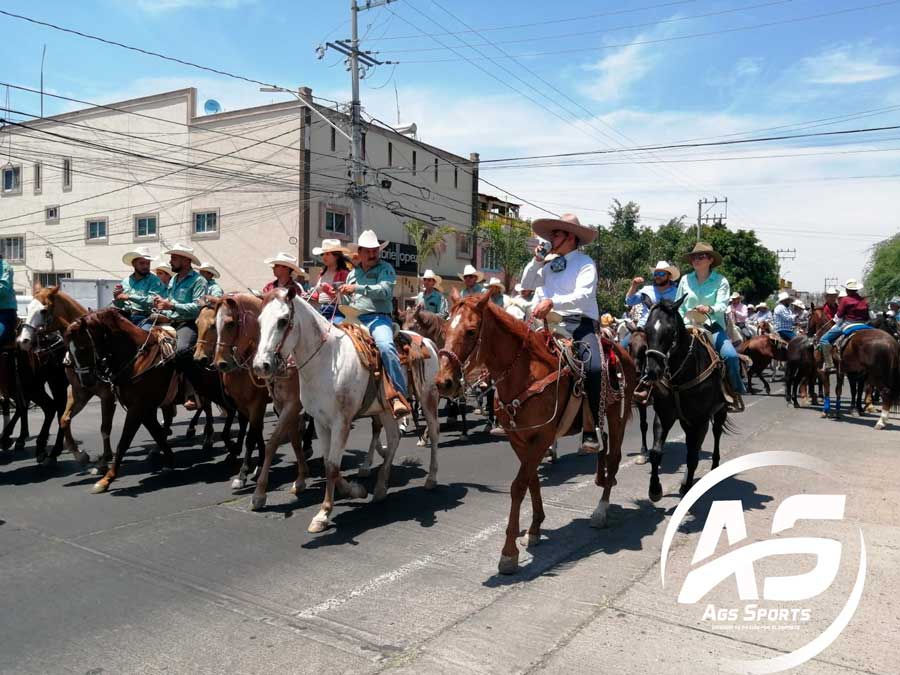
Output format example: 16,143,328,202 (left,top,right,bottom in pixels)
520,250,599,320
